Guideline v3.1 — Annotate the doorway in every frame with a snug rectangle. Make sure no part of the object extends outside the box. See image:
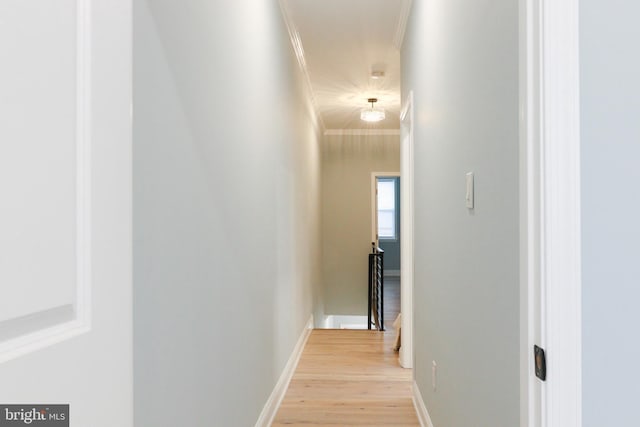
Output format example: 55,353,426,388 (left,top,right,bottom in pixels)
371,173,401,335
